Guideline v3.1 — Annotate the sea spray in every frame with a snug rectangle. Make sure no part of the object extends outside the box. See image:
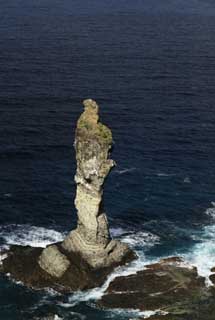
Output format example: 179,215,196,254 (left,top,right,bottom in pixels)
0,224,66,248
